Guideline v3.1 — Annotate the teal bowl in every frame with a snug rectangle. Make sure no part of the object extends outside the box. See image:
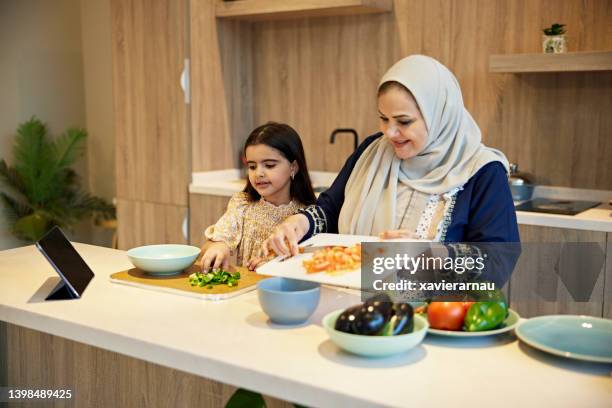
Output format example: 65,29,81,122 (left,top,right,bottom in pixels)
322,309,428,357
127,244,201,276
516,315,612,363
257,278,321,325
